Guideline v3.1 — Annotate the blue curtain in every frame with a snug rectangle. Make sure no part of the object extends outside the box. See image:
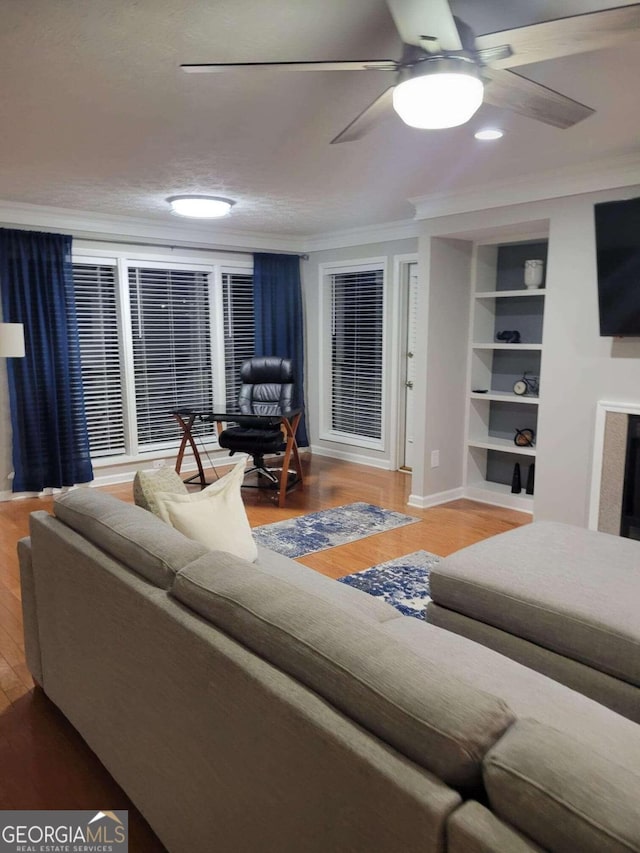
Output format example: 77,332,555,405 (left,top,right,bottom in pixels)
253,252,308,446
0,228,93,492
